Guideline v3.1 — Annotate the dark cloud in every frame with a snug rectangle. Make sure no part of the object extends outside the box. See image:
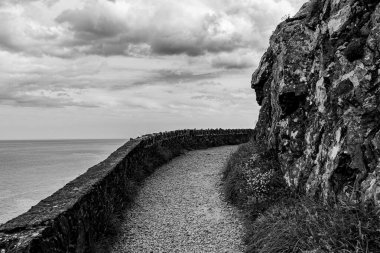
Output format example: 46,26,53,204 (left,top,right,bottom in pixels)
212,60,252,69
197,81,222,86
0,90,98,108
53,0,286,57
191,95,220,100
109,69,222,90
137,69,222,85
211,54,255,69
56,9,125,40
